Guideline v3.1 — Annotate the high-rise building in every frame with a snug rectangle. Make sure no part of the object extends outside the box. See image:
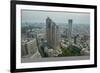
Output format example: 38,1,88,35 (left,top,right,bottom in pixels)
46,17,59,49
68,19,73,45
52,22,59,49
46,17,52,47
